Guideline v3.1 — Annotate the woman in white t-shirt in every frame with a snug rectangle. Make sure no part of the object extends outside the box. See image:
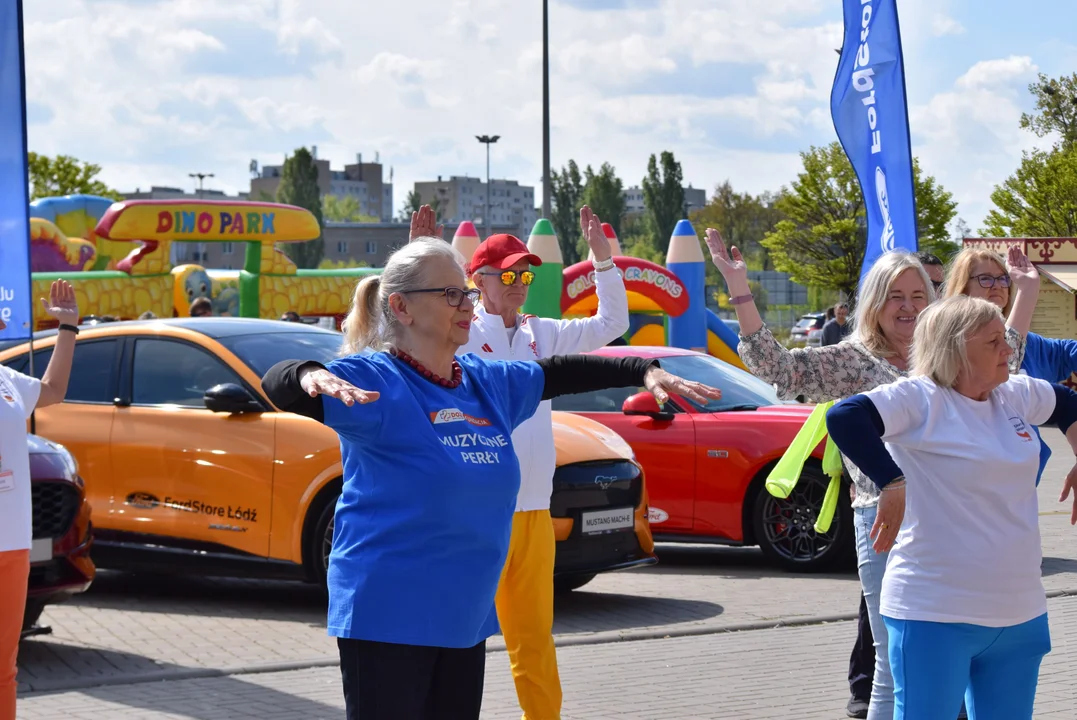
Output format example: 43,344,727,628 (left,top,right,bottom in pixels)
826,295,1077,720
0,280,79,720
